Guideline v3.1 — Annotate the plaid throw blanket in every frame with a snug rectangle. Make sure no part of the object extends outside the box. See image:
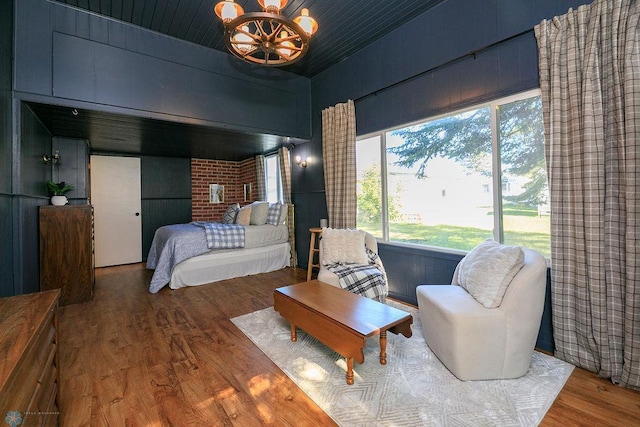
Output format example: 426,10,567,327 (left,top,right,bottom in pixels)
191,222,245,249
325,248,388,302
